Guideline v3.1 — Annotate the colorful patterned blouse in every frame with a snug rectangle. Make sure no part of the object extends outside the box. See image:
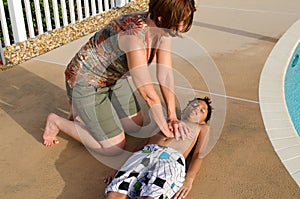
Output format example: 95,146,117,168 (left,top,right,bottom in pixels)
65,12,162,88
